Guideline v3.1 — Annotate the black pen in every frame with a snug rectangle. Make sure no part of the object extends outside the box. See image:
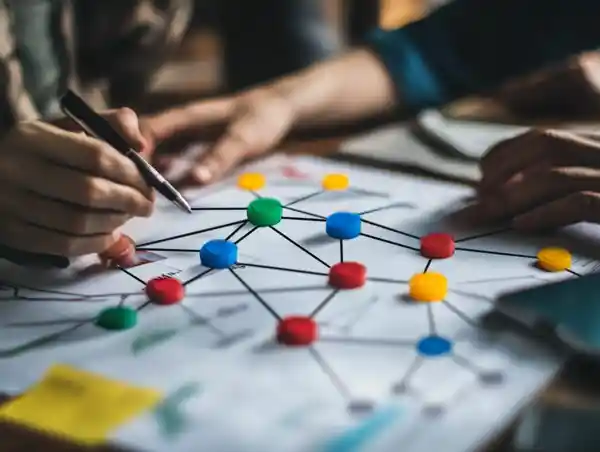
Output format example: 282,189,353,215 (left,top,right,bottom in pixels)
59,89,192,213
